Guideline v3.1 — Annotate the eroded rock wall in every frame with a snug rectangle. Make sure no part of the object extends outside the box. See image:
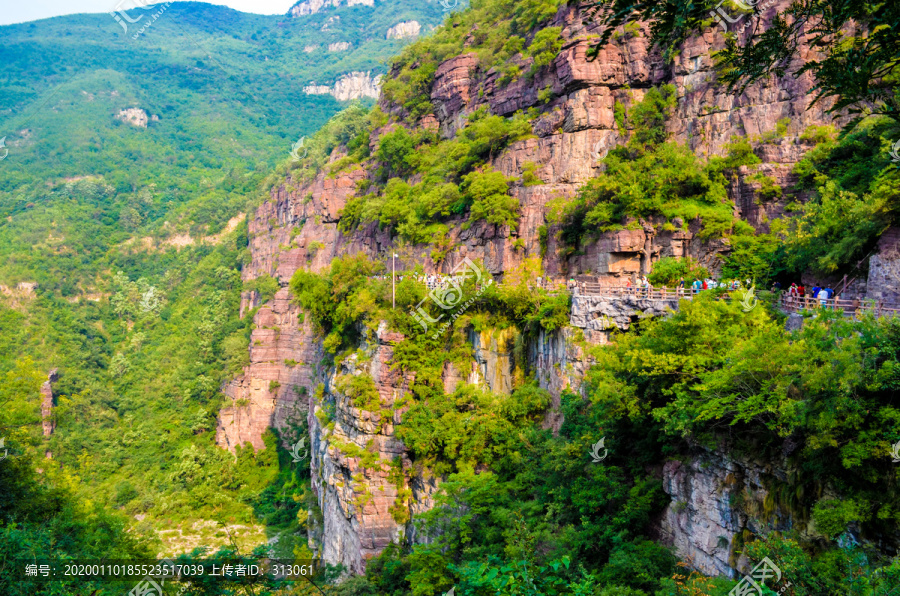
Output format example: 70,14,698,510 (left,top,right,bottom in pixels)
308,323,414,573
867,227,900,304
659,449,794,579
221,0,848,572
41,368,58,438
